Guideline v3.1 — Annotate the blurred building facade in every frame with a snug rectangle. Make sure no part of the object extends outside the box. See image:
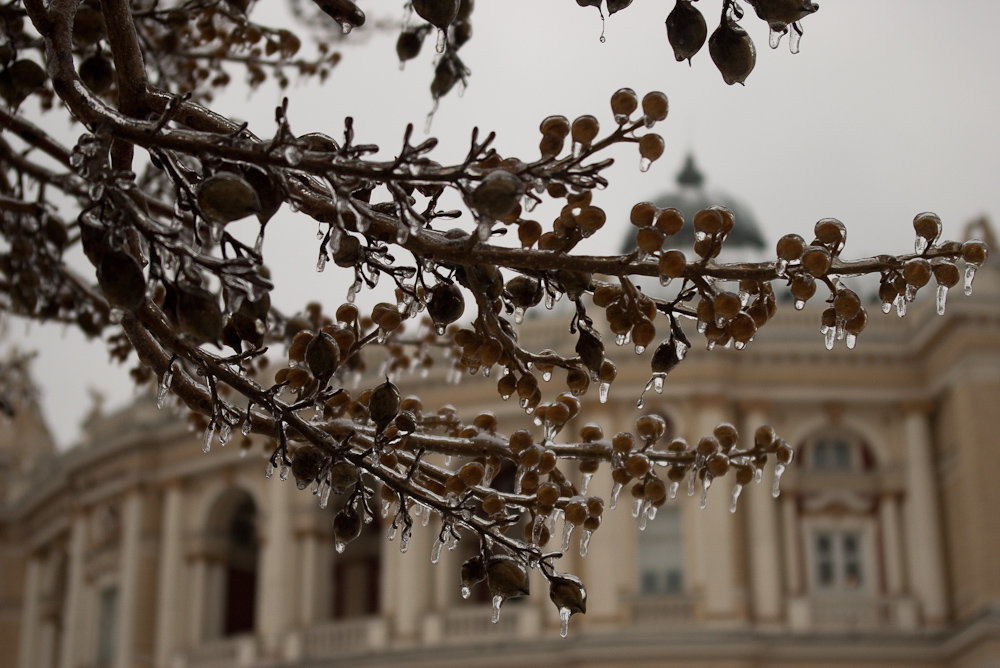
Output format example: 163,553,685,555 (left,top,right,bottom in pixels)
2,187,998,668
